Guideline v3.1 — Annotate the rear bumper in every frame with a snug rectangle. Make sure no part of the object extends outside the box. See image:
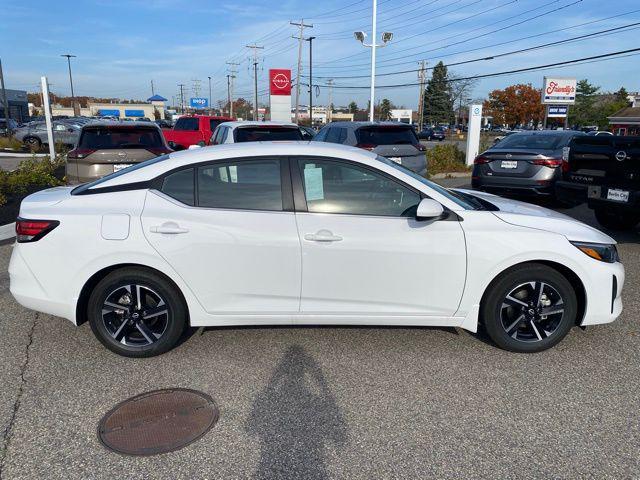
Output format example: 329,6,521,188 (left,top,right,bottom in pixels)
555,180,587,205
